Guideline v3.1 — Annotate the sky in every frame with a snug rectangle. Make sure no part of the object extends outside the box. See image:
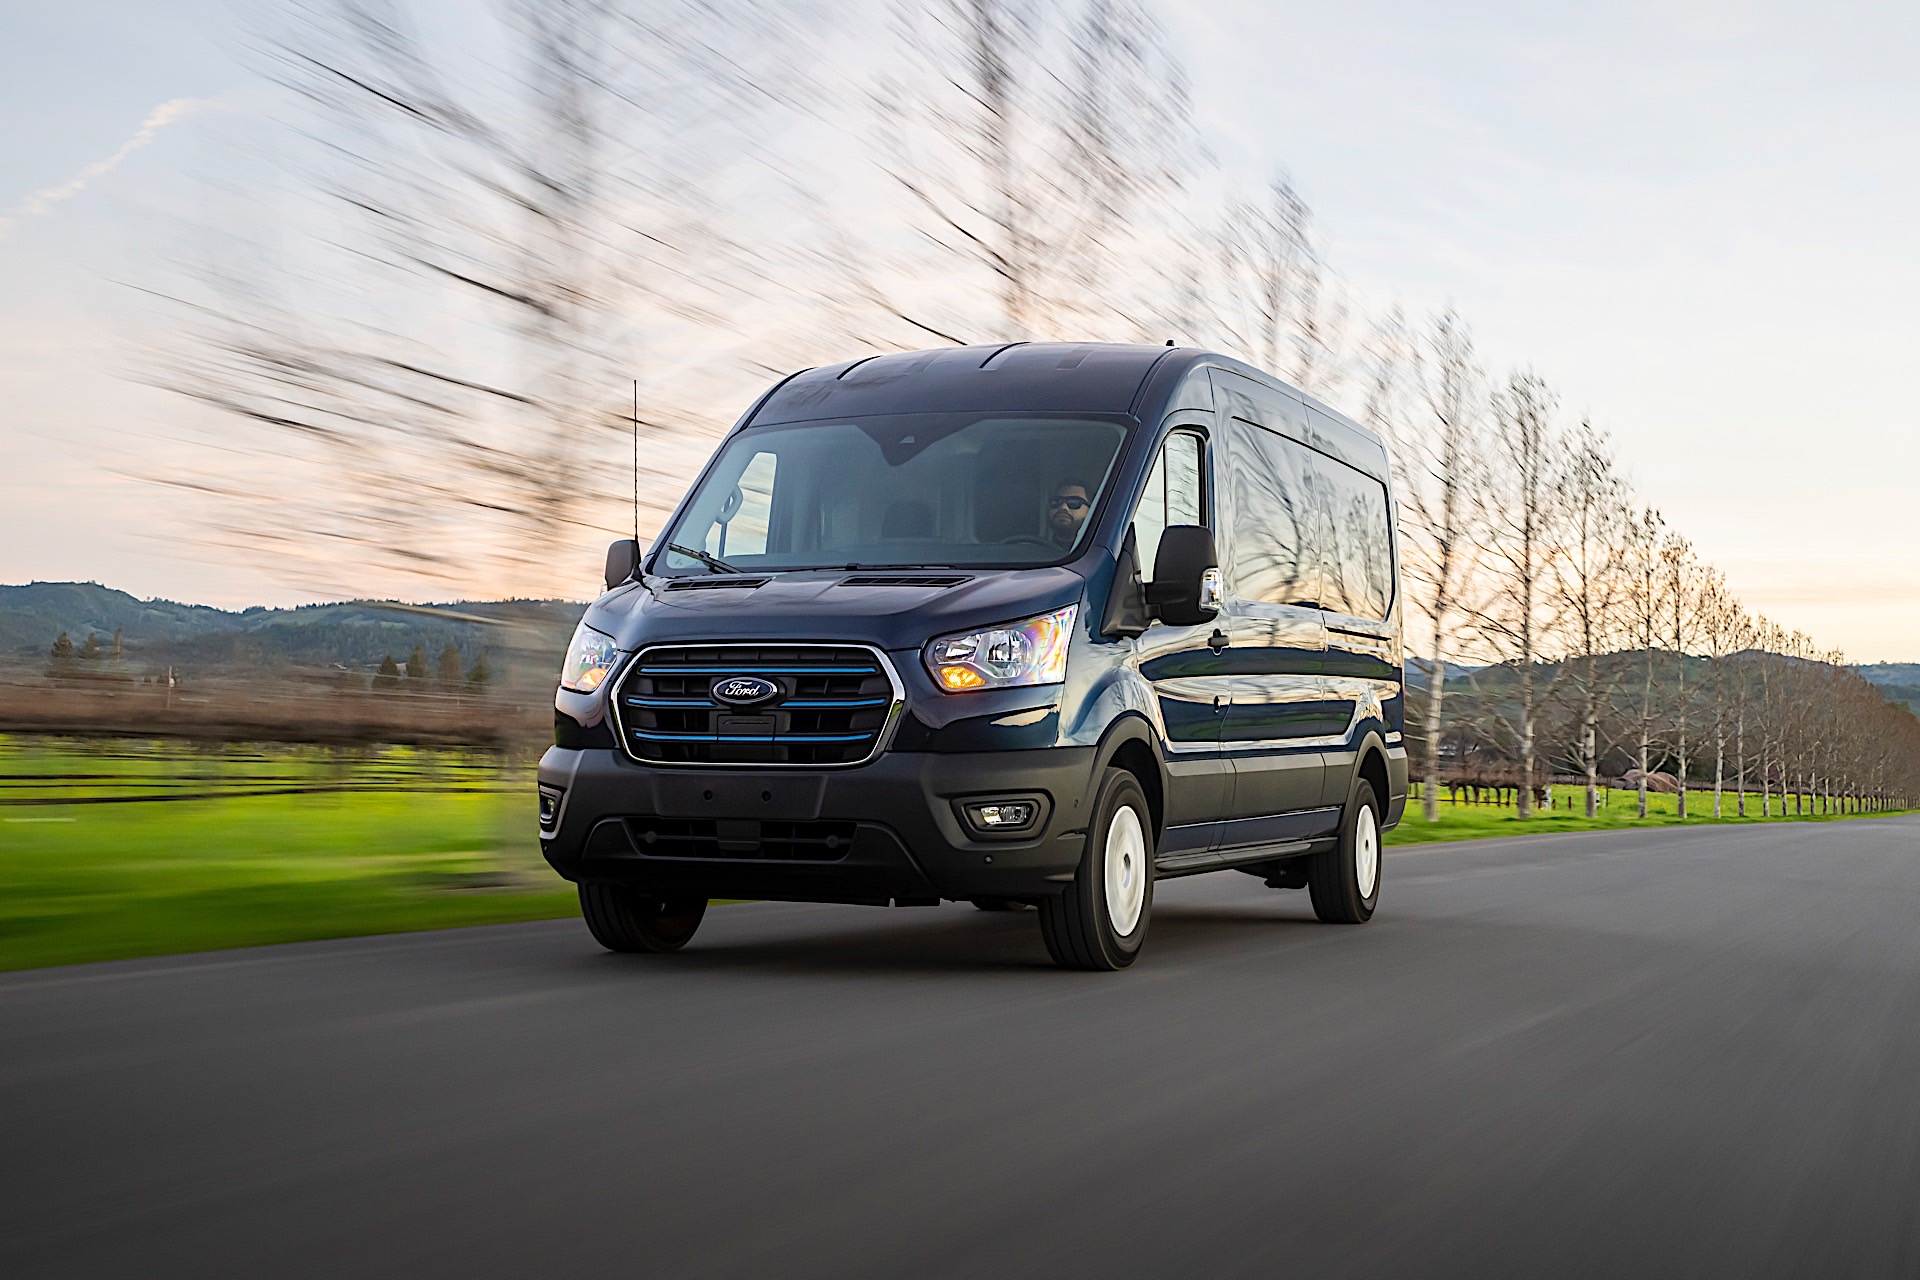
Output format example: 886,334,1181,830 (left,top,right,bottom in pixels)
2,0,1917,658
